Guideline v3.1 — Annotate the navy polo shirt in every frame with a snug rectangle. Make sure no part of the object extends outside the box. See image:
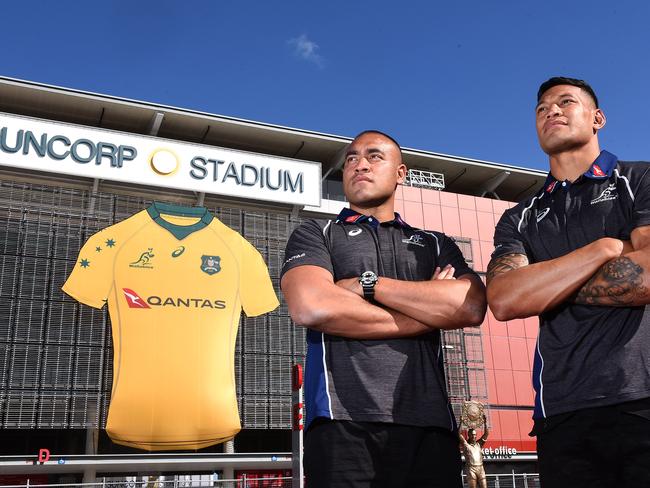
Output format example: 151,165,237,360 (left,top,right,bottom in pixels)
493,150,650,419
281,208,478,430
